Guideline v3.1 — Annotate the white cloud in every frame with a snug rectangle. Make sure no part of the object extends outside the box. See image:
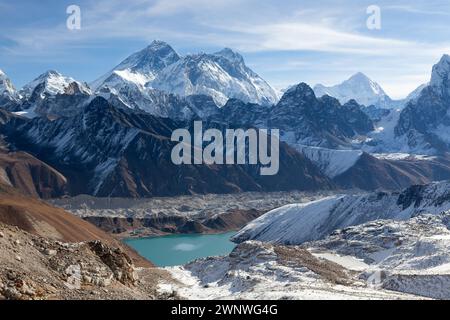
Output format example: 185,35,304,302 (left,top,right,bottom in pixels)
2,0,450,98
